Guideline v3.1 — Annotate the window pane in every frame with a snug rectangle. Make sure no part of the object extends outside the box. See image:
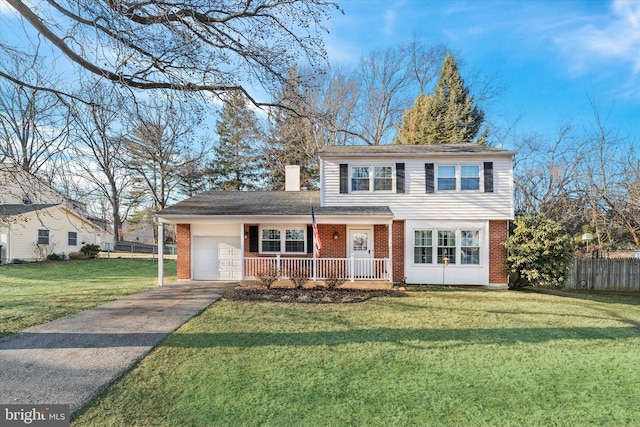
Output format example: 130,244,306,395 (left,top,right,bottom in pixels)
285,241,305,252
461,178,480,190
262,229,280,240
37,229,49,245
461,248,480,264
438,166,456,177
414,230,432,246
262,241,281,252
461,166,479,177
461,230,480,264
374,166,393,191
285,229,305,253
414,247,433,264
461,231,479,247
414,230,433,264
437,231,456,264
68,231,77,246
286,229,304,240
351,167,370,191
